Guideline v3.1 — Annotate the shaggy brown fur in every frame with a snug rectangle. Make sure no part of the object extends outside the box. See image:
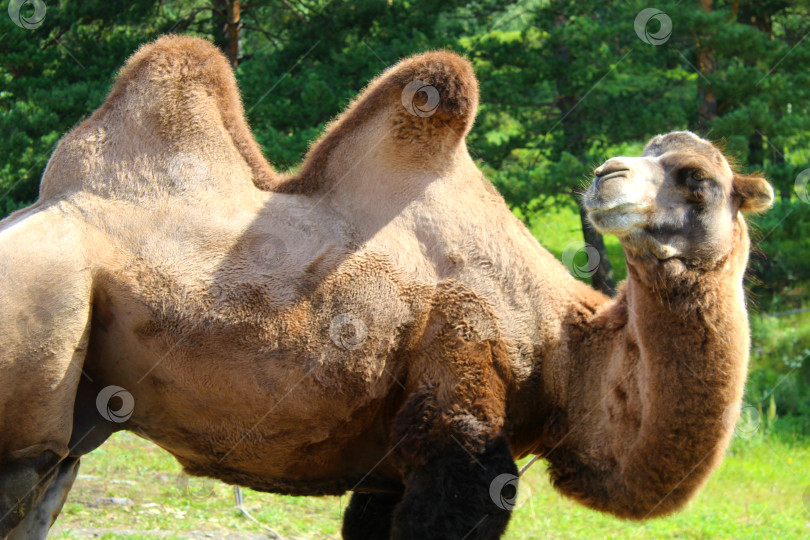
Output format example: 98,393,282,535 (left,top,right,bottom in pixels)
0,35,771,539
